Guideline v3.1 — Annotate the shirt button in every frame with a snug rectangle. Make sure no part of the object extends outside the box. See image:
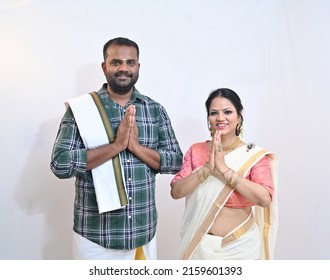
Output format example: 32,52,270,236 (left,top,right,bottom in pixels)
128,178,131,181
127,160,130,163
129,197,132,200
128,215,132,219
